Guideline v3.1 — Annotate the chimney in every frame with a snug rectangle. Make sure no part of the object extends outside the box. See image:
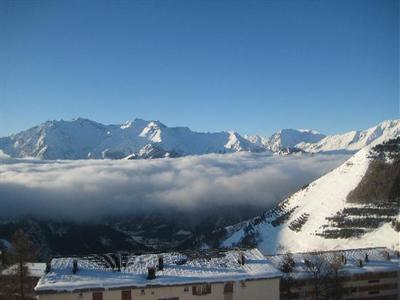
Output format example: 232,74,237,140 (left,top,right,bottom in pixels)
147,266,156,280
72,259,78,274
364,253,369,263
45,261,51,273
238,252,245,265
158,255,164,271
